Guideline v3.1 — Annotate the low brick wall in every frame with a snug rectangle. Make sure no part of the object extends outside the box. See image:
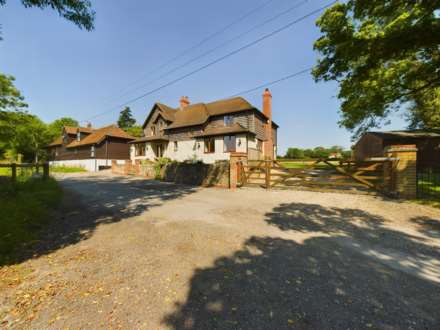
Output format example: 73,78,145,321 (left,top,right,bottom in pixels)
162,161,230,188
112,160,230,188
